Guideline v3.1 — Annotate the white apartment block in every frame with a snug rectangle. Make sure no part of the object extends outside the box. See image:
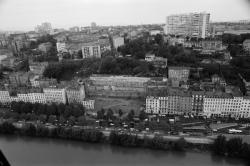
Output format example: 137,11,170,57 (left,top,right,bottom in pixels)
43,88,67,104
239,98,250,118
10,97,20,102
166,12,210,38
82,100,95,110
113,36,124,49
146,94,250,118
146,97,160,114
66,86,85,104
146,96,191,115
56,42,67,53
17,94,30,103
28,93,47,104
203,96,245,118
81,44,101,58
0,91,11,104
